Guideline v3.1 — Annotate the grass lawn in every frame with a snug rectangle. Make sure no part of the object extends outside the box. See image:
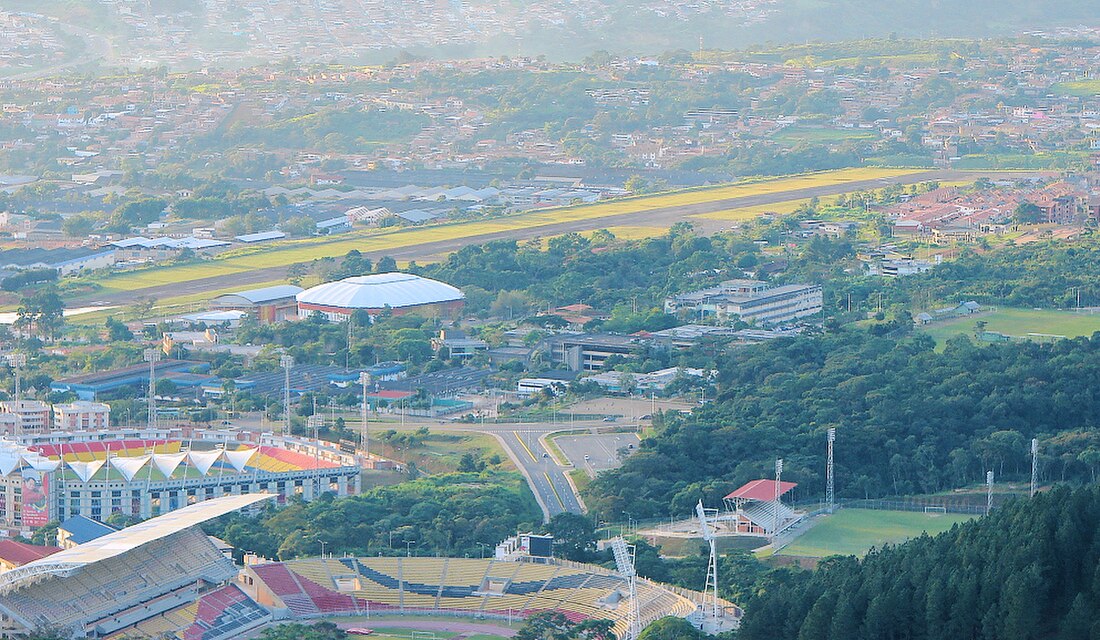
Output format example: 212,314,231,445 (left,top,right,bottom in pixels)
774,127,876,144
1053,79,1100,97
691,197,812,222
653,535,765,557
920,308,1100,344
594,225,670,240
78,168,922,296
568,468,592,493
369,428,515,474
347,627,508,640
779,508,974,558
